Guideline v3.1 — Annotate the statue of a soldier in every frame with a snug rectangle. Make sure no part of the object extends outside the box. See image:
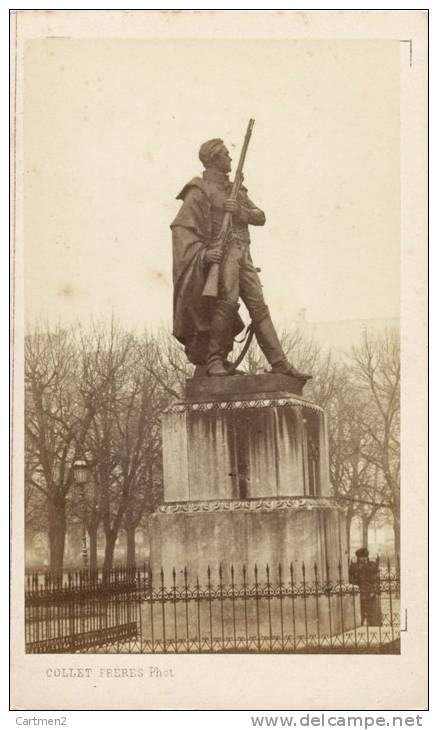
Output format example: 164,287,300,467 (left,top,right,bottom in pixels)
170,135,303,378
